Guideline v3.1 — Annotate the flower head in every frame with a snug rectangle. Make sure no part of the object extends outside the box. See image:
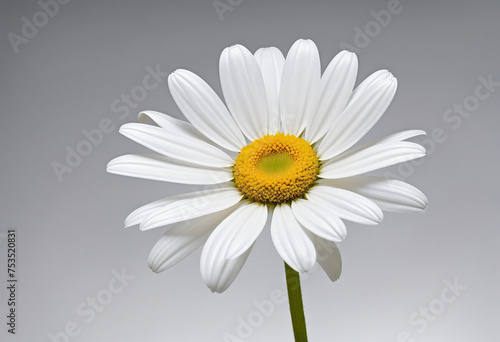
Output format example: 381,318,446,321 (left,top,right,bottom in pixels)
107,39,427,293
